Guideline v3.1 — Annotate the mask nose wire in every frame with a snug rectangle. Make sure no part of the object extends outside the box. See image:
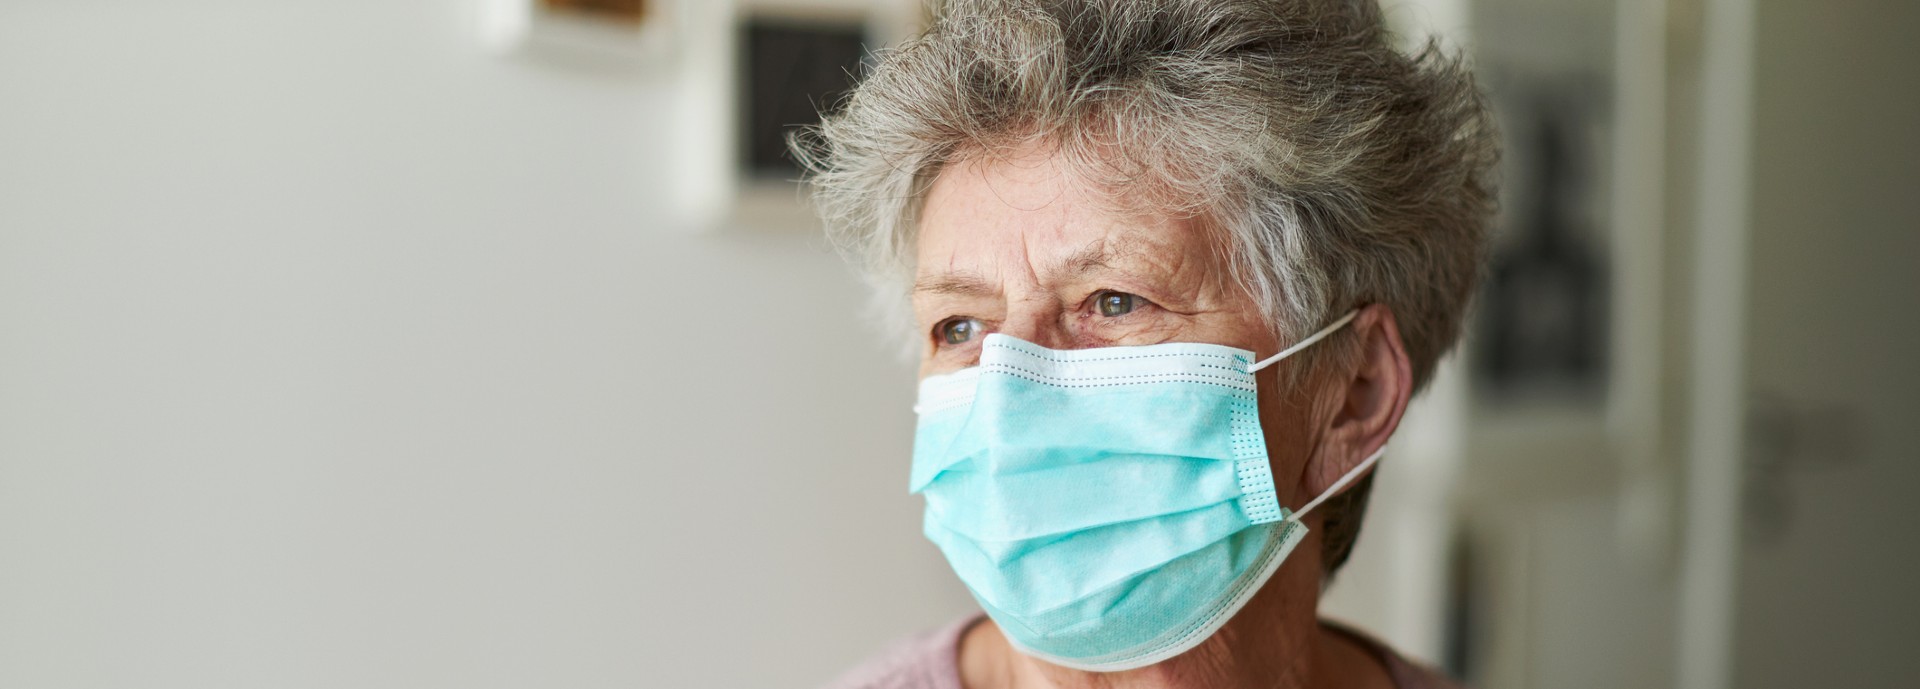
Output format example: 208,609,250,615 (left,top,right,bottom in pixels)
1247,309,1361,373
